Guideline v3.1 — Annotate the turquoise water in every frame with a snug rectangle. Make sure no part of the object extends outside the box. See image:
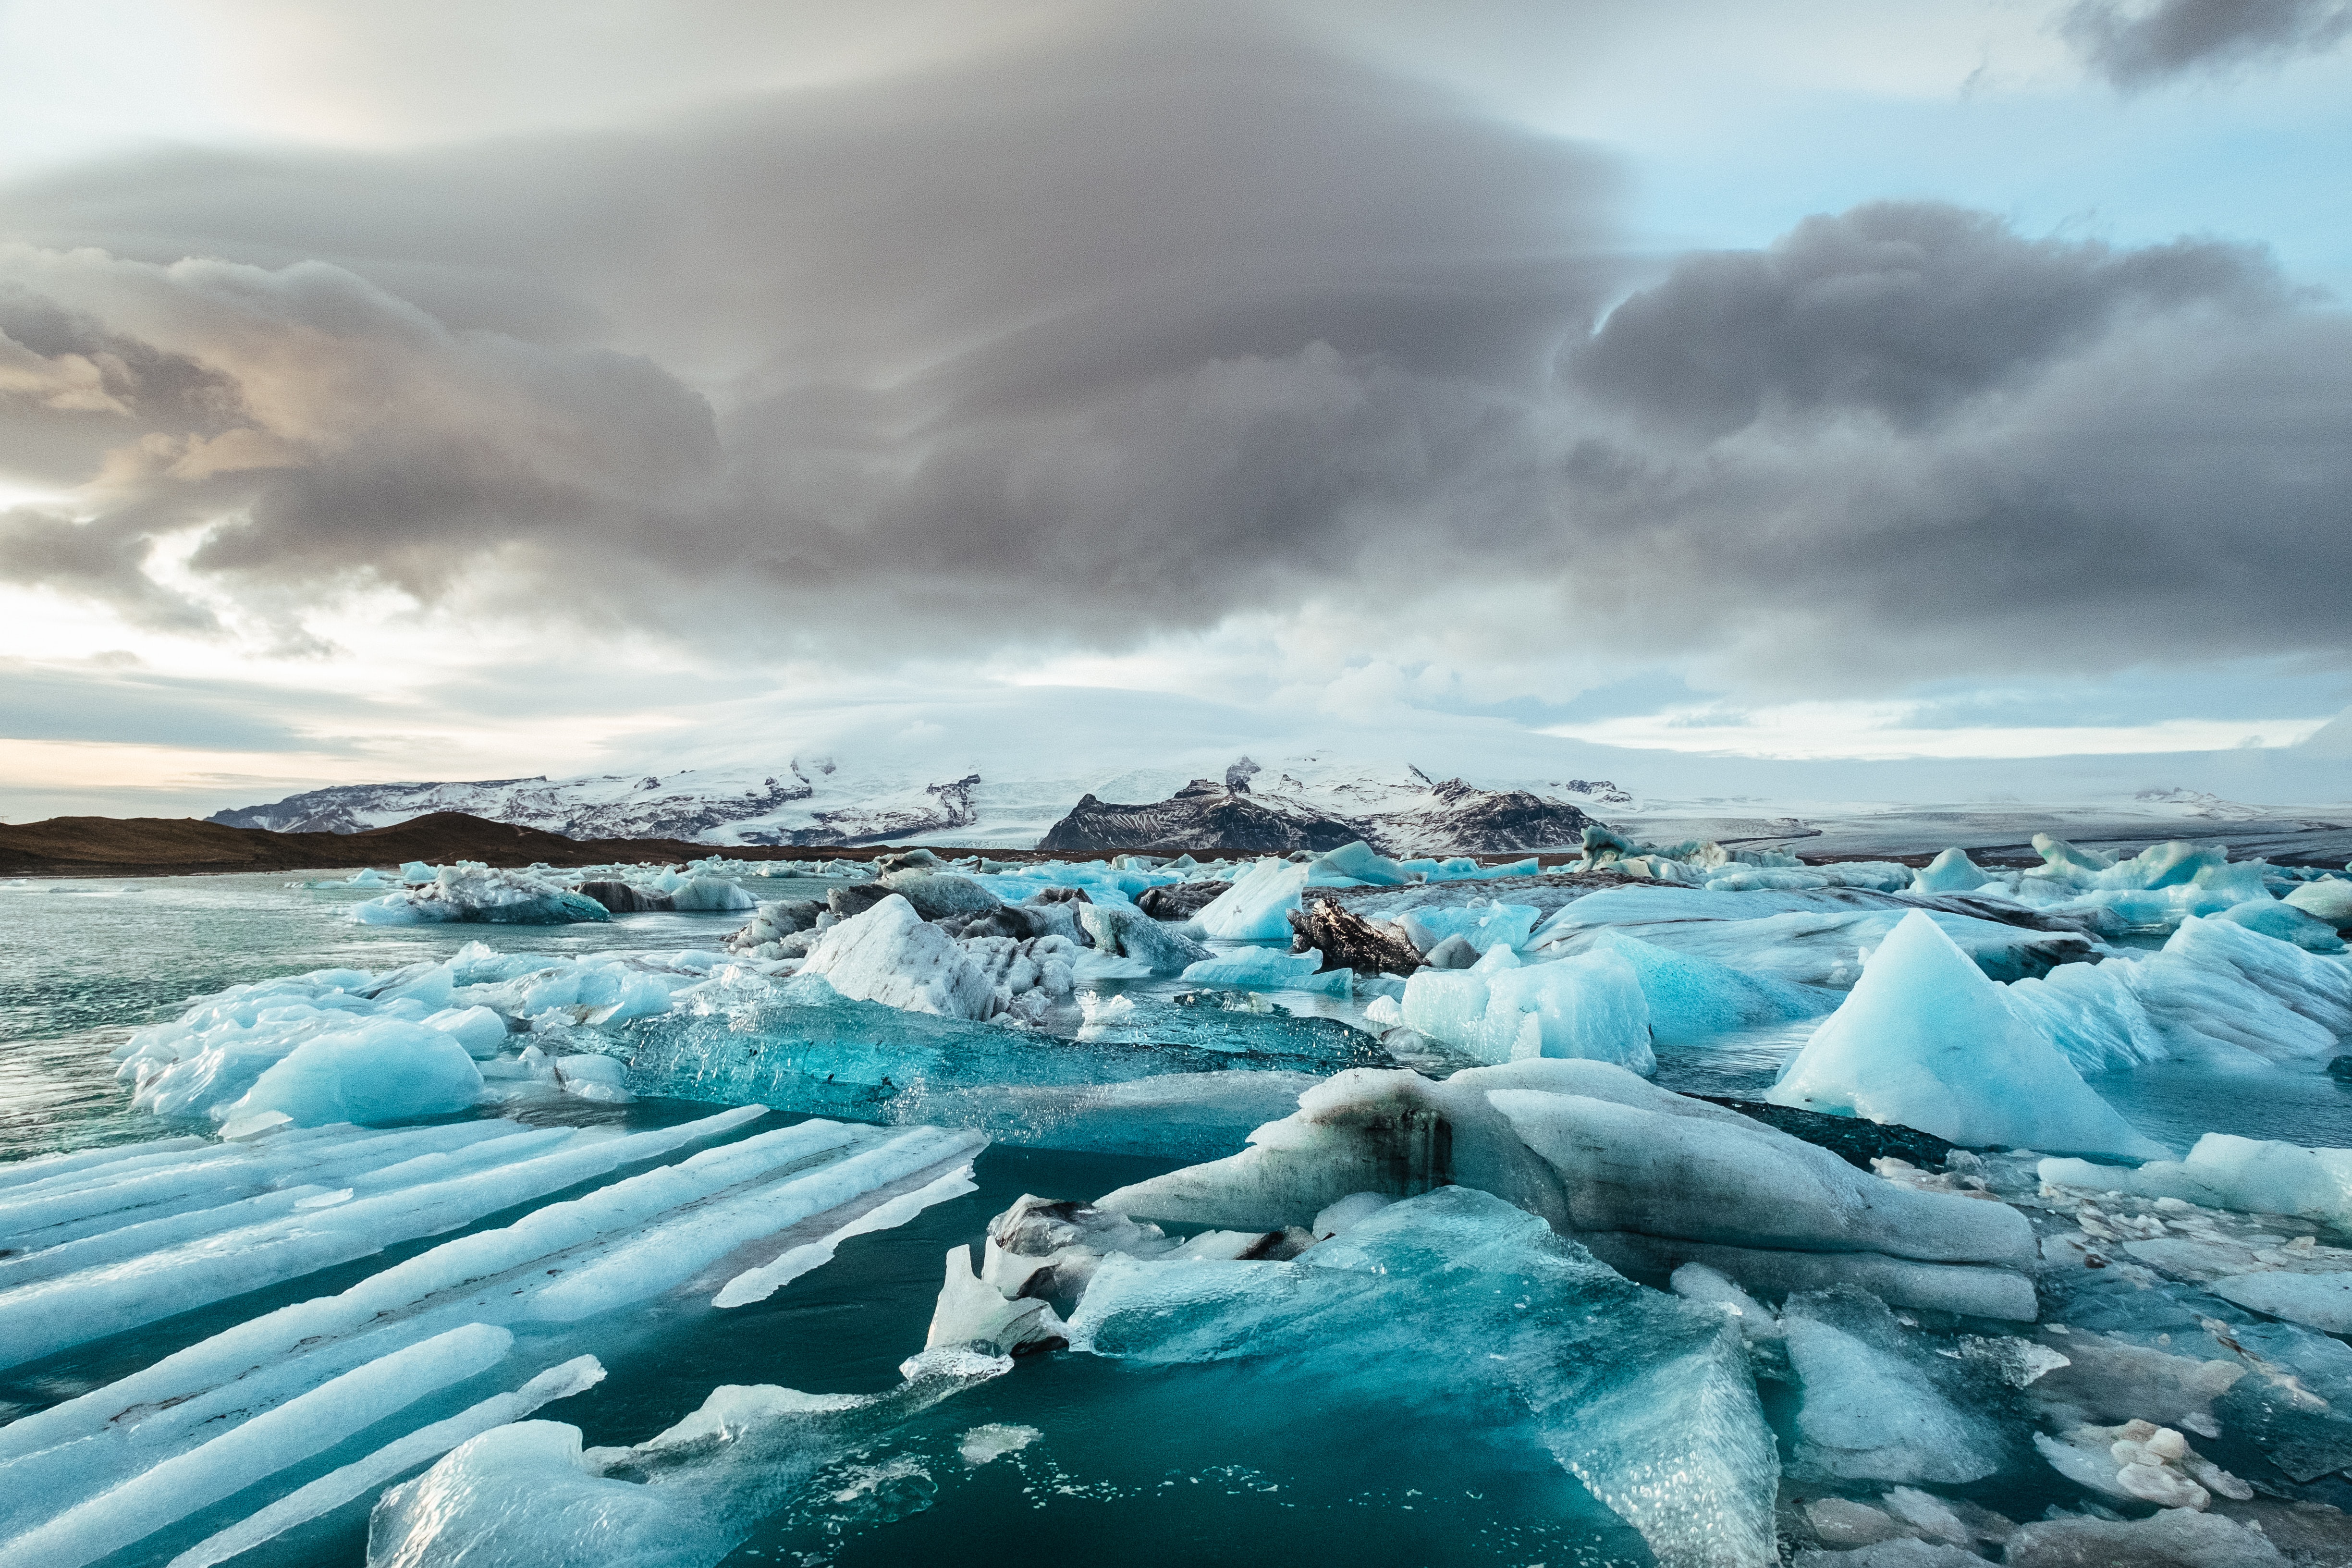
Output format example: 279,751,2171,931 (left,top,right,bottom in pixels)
0,877,1653,1567
10,873,2352,1566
